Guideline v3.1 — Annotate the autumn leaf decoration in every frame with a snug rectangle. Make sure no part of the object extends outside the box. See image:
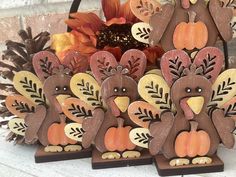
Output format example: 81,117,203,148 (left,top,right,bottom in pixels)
208,78,236,113
134,107,160,122
68,103,93,119
77,79,102,107
145,81,172,111
169,57,186,82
